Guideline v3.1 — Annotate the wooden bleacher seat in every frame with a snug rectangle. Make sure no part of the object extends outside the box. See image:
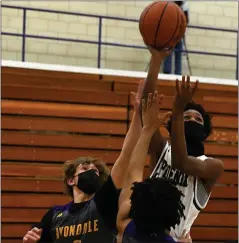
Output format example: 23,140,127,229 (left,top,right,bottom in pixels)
1,66,238,242
3,66,101,81
102,74,238,97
